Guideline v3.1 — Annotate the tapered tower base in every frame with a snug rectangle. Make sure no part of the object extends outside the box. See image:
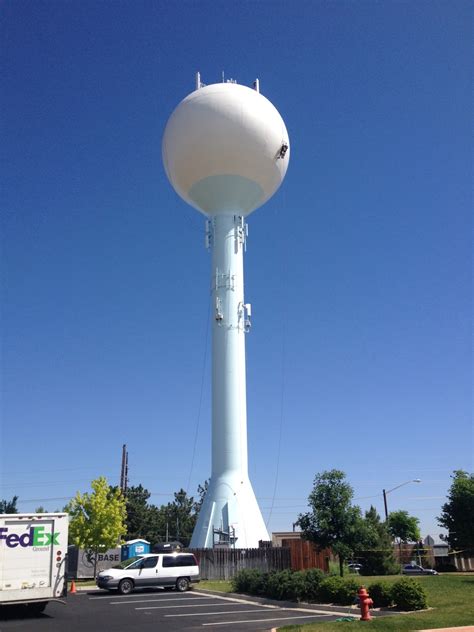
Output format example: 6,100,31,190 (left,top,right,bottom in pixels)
190,474,269,548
